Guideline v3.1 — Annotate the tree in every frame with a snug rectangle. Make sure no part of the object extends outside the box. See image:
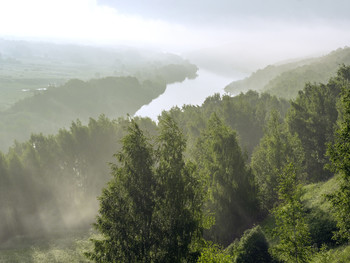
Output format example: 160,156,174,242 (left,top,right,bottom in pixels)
194,114,259,246
286,73,341,182
271,163,311,263
197,241,234,263
229,226,272,263
251,110,304,211
155,114,203,262
87,117,204,262
326,65,350,241
87,120,158,262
